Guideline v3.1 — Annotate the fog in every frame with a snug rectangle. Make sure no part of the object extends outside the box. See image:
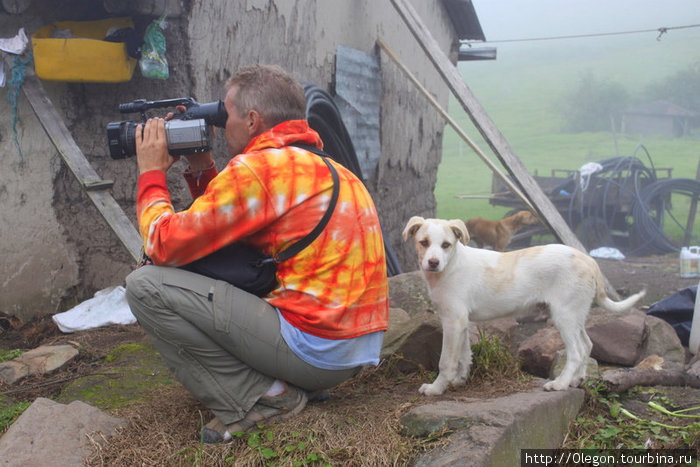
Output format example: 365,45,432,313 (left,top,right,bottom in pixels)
472,0,700,43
